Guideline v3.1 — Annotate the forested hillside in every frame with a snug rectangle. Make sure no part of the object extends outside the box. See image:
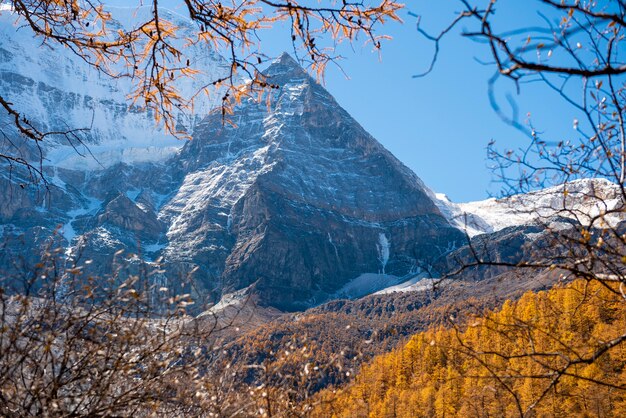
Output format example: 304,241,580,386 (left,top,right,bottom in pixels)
314,279,626,417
